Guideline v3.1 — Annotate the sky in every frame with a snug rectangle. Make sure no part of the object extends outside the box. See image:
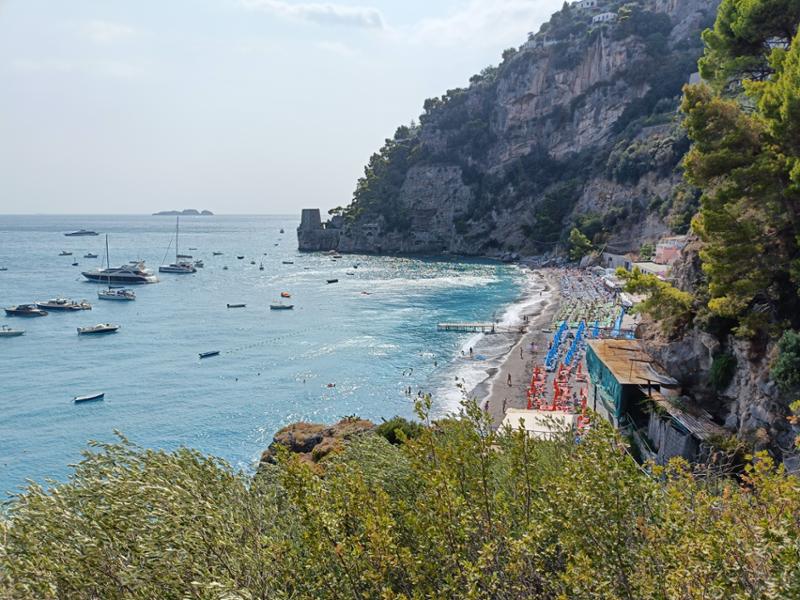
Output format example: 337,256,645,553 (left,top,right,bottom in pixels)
0,0,563,215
